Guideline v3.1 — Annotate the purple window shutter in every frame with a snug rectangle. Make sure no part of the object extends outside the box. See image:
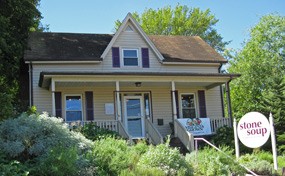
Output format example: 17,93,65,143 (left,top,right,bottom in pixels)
85,91,94,121
55,92,62,118
142,48,149,68
112,47,120,67
198,90,207,118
